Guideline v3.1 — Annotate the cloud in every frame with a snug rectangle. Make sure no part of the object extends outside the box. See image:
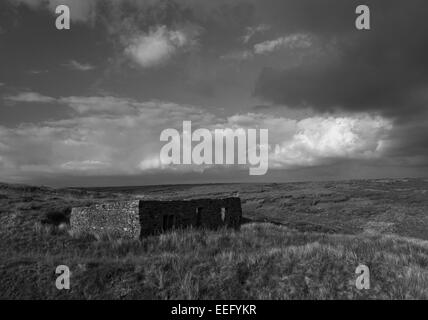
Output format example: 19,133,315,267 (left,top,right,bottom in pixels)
222,33,312,61
138,156,163,171
254,33,312,54
124,25,199,68
61,160,110,171
0,83,4,87
220,50,254,61
63,60,95,71
4,92,56,103
0,98,211,178
224,113,391,167
2,0,426,182
58,96,136,114
252,0,428,121
269,115,392,168
28,70,48,74
242,24,271,44
0,94,394,181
